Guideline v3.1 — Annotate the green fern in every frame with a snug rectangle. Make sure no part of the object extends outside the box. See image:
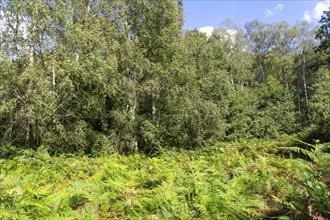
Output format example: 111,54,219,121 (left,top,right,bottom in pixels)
0,140,329,219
